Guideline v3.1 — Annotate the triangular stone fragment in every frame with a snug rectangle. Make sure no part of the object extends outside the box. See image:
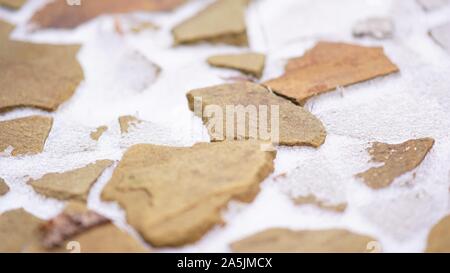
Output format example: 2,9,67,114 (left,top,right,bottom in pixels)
426,215,450,252
0,116,53,156
0,208,43,253
356,138,435,189
231,228,379,253
207,52,266,78
30,0,186,29
264,42,399,105
101,141,276,247
172,0,249,46
90,126,108,141
429,22,450,53
186,82,326,147
0,20,84,112
0,0,26,10
0,178,9,196
25,202,148,253
28,160,113,202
